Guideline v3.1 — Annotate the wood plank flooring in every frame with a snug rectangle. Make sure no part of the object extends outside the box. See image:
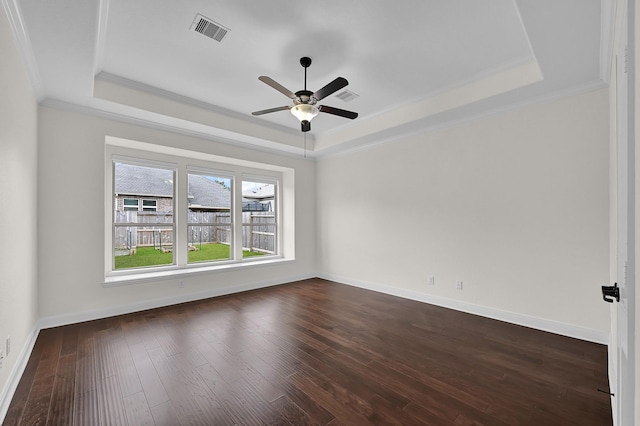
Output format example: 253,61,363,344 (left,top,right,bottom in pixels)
3,278,612,425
